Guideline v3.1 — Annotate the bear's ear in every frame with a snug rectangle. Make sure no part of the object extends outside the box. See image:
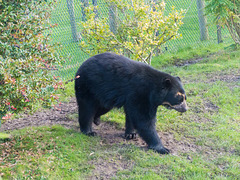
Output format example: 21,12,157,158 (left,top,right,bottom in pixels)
163,78,171,88
176,76,181,81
